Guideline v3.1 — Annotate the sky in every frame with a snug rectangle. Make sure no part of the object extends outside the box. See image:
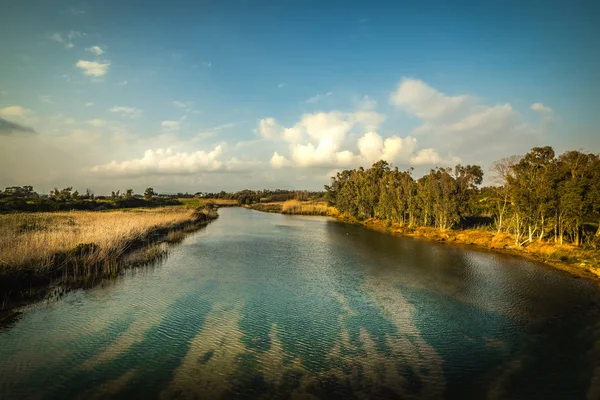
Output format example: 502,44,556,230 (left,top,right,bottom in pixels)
0,0,598,194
